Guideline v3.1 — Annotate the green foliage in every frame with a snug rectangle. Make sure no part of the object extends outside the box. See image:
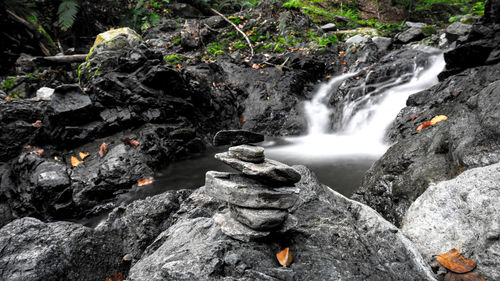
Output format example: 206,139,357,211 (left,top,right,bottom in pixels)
283,0,303,9
57,0,80,31
164,54,183,64
207,42,226,57
128,0,170,31
421,25,437,35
